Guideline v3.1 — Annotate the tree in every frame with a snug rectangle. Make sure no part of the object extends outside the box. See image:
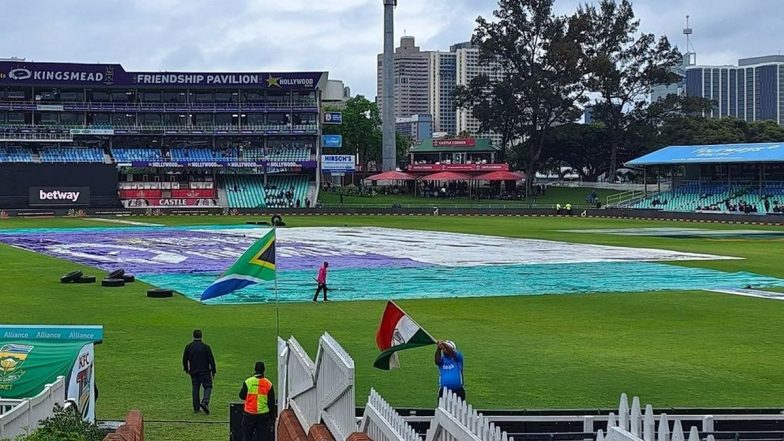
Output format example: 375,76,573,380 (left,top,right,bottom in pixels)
322,96,381,169
454,0,590,194
582,0,683,180
541,123,612,181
